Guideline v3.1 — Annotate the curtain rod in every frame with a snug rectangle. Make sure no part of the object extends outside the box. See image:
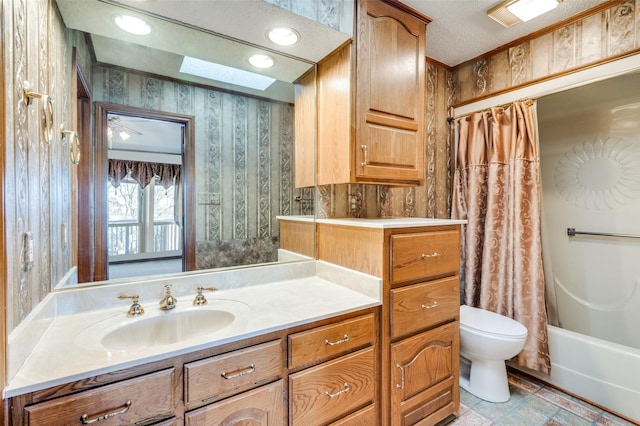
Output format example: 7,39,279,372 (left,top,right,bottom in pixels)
448,98,535,123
